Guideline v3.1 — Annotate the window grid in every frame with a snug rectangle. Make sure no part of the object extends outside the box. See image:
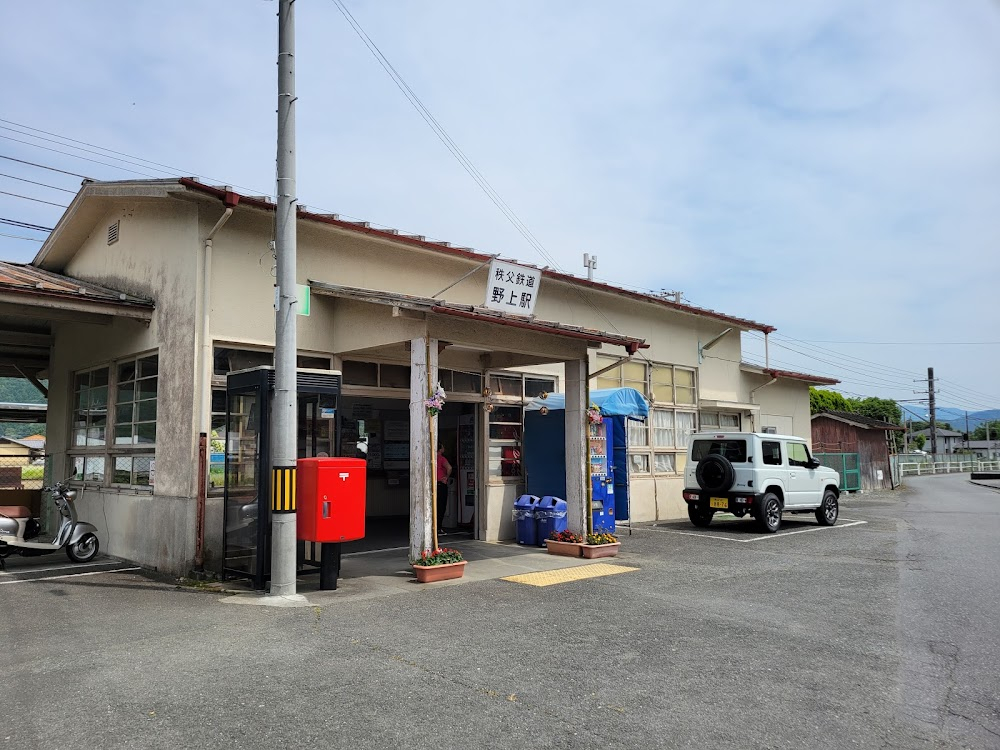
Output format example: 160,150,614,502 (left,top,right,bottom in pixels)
69,354,158,488
595,357,698,475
